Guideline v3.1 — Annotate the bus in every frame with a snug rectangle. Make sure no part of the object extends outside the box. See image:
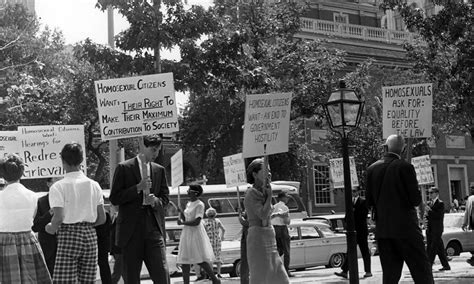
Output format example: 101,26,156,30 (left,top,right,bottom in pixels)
165,181,307,242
